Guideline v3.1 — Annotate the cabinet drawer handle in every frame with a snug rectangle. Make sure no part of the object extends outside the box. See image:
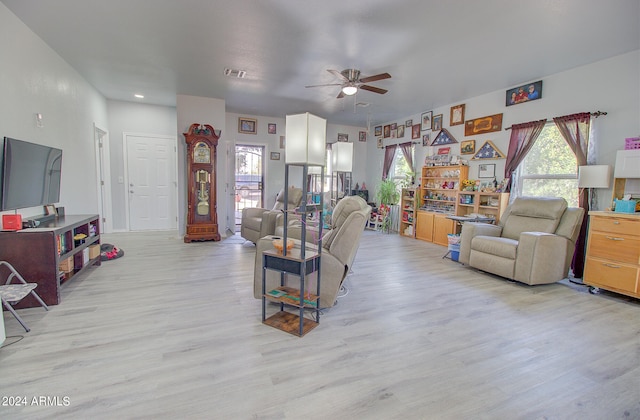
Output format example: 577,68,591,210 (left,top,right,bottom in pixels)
602,263,621,269
605,236,624,241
